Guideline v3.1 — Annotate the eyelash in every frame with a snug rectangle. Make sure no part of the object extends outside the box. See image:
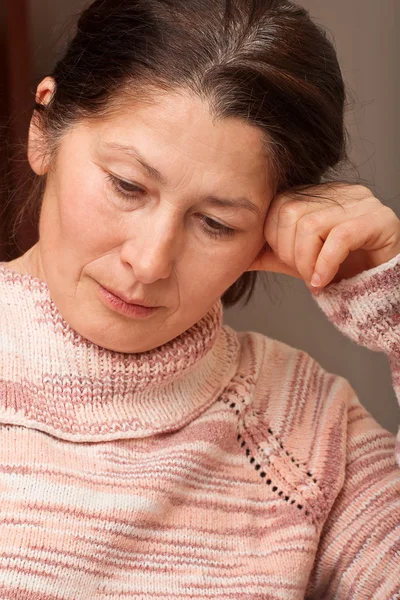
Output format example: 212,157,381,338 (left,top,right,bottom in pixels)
106,174,236,239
